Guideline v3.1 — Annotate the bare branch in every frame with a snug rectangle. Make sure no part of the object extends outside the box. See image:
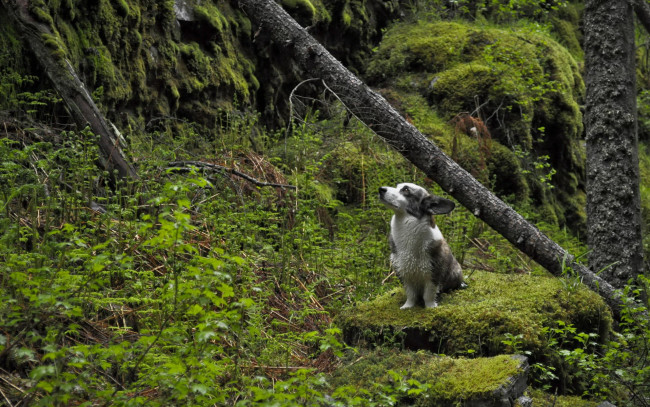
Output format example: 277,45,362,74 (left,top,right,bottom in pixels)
167,161,297,190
